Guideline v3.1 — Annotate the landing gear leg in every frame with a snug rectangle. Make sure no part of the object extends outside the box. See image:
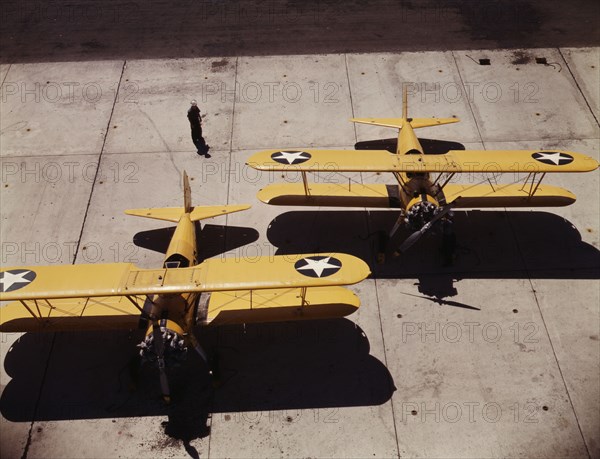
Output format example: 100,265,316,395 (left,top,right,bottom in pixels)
376,231,388,264
188,333,219,386
389,211,406,258
440,217,456,267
